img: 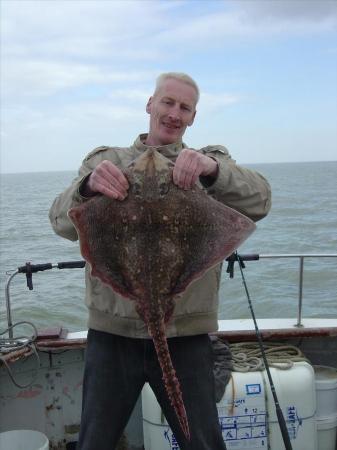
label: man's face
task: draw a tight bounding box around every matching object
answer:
[145,78,197,146]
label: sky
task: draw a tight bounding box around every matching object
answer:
[1,0,337,174]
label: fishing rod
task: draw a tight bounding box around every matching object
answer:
[227,252,293,450]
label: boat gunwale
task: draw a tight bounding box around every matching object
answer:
[2,318,337,365]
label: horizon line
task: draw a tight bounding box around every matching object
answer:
[1,159,336,176]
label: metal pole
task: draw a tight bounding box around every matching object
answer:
[5,271,19,339]
[296,257,304,327]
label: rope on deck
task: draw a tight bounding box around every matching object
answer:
[229,341,309,372]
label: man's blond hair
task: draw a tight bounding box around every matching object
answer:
[154,72,200,103]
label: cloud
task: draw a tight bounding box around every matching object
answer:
[3,1,336,94]
[107,89,150,103]
[1,1,166,100]
[154,1,337,49]
[241,0,337,23]
[2,59,156,98]
[198,92,242,116]
[1,0,336,172]
[2,1,161,38]
[4,1,336,65]
[1,1,167,60]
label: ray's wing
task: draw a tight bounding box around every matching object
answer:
[156,185,256,296]
[68,195,150,301]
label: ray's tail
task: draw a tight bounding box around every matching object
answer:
[148,319,190,441]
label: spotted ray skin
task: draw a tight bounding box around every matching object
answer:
[68,149,255,440]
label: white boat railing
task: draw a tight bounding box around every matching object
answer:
[253,253,337,327]
[3,254,337,337]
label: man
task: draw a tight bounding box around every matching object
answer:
[49,72,271,450]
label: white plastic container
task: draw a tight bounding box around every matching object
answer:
[316,415,337,450]
[142,361,317,450]
[313,365,337,450]
[217,369,267,448]
[314,365,337,418]
[0,430,49,450]
[220,362,317,450]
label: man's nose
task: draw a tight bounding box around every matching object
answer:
[168,105,181,121]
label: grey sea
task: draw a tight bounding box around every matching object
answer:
[1,161,336,333]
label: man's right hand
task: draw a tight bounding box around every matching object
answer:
[82,160,129,200]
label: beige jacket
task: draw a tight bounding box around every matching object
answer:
[49,134,271,338]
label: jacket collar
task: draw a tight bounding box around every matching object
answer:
[132,134,187,160]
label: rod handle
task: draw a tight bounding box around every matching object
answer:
[18,263,53,273]
[57,261,86,269]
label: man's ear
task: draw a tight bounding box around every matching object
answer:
[188,110,197,127]
[146,97,153,114]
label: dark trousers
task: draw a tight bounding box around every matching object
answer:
[77,329,226,450]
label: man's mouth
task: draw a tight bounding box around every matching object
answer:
[162,122,180,130]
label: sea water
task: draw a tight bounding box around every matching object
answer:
[0,161,336,332]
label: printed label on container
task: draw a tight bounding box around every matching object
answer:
[164,427,180,450]
[161,405,304,449]
[219,412,267,448]
[286,405,302,439]
[246,384,262,395]
[218,385,268,450]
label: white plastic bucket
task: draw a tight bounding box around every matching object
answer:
[0,430,49,450]
[316,415,337,450]
[314,365,337,418]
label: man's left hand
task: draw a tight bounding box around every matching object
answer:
[173,149,218,190]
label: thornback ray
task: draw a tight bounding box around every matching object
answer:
[68,148,256,441]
